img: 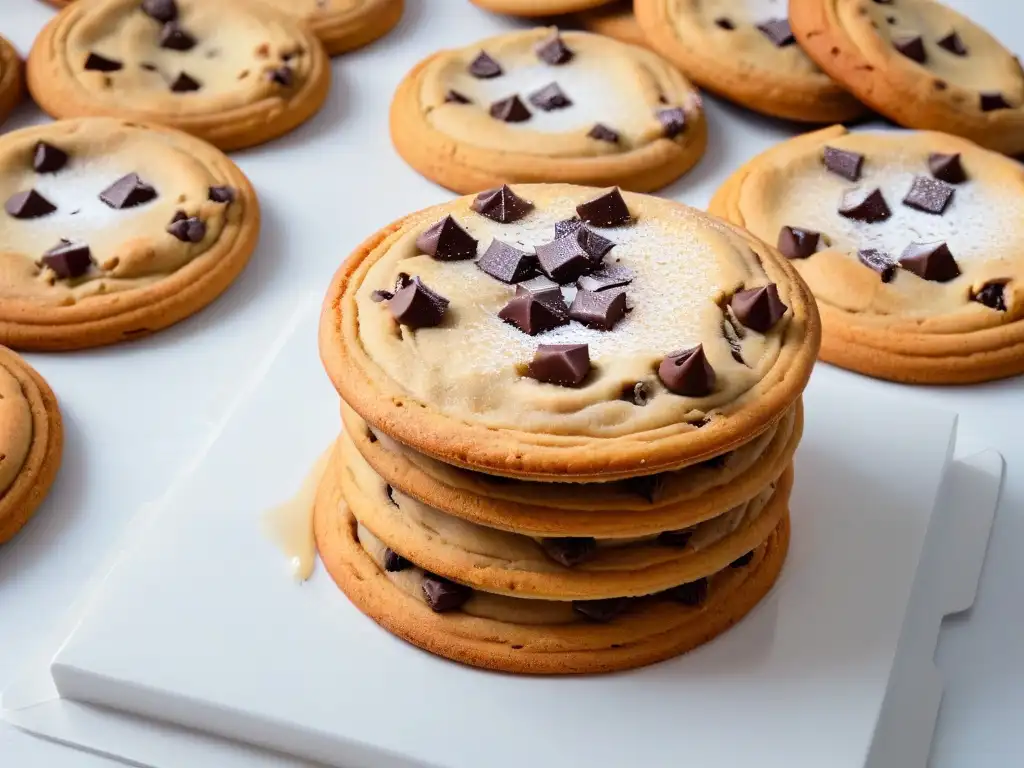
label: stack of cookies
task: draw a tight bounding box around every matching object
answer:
[316,183,820,674]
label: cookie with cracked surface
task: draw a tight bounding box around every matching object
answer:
[389,28,707,194]
[0,118,259,351]
[255,0,403,56]
[27,0,331,151]
[577,1,651,49]
[319,183,820,480]
[0,347,63,544]
[469,0,618,16]
[634,0,865,123]
[0,35,25,128]
[710,125,1024,383]
[790,0,1024,155]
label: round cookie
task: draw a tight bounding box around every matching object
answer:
[314,450,791,674]
[255,0,404,56]
[389,28,707,194]
[710,125,1024,384]
[577,2,651,50]
[790,0,1024,155]
[0,118,260,351]
[0,35,25,128]
[320,184,820,480]
[0,347,63,544]
[634,0,865,123]
[469,0,617,16]
[27,0,331,151]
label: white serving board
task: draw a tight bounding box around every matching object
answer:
[0,300,1001,768]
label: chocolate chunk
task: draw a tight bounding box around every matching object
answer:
[972,281,1008,311]
[536,32,573,65]
[416,215,477,260]
[657,107,687,138]
[624,473,665,503]
[664,578,708,606]
[170,72,202,92]
[731,284,787,333]
[777,226,821,259]
[141,0,178,22]
[388,277,449,329]
[980,92,1010,111]
[658,345,715,396]
[535,233,591,283]
[490,95,531,123]
[576,188,631,227]
[383,548,411,572]
[540,537,596,567]
[555,218,615,262]
[468,51,502,78]
[99,173,157,209]
[499,294,568,335]
[857,248,897,282]
[569,289,627,331]
[41,239,92,279]
[626,381,650,406]
[588,124,619,143]
[208,185,236,203]
[903,176,954,215]
[757,18,795,47]
[84,53,123,72]
[899,241,960,282]
[5,189,56,219]
[33,142,68,174]
[166,211,207,243]
[893,34,926,63]
[160,22,196,51]
[577,264,633,292]
[140,62,158,71]
[370,289,393,302]
[477,240,537,283]
[714,17,735,30]
[422,574,472,613]
[731,551,755,568]
[838,187,891,222]
[267,66,294,87]
[516,275,562,301]
[657,529,693,547]
[529,82,572,111]
[928,153,966,184]
[527,344,590,387]
[823,146,864,181]
[937,31,967,56]
[471,185,533,223]
[572,598,632,623]
[444,89,471,104]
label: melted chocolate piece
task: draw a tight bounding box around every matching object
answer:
[928,153,967,184]
[383,548,411,572]
[980,92,1011,111]
[141,0,178,23]
[893,34,926,63]
[527,344,590,386]
[422,574,472,612]
[416,215,478,260]
[490,95,531,123]
[937,31,967,56]
[838,187,891,222]
[477,240,537,283]
[5,189,56,219]
[823,146,864,181]
[41,239,92,279]
[657,107,687,138]
[468,51,502,78]
[388,277,449,329]
[568,289,627,331]
[777,226,821,259]
[84,52,123,72]
[160,22,196,51]
[33,142,68,174]
[658,345,715,396]
[529,82,572,111]
[208,185,236,203]
[757,18,795,47]
[166,211,207,243]
[730,284,787,333]
[99,173,157,209]
[899,241,961,282]
[972,281,1008,311]
[857,248,897,282]
[267,66,294,87]
[471,185,534,223]
[576,188,631,227]
[540,537,597,567]
[588,124,619,143]
[444,89,471,104]
[170,72,202,92]
[902,176,954,215]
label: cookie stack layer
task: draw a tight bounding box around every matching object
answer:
[317,184,820,673]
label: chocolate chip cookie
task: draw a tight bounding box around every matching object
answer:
[0,118,259,350]
[255,0,404,56]
[791,0,1024,155]
[0,35,25,128]
[710,125,1024,383]
[389,28,707,193]
[27,0,331,151]
[634,0,866,122]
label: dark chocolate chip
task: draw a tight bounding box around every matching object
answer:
[980,92,1011,111]
[499,293,568,335]
[577,264,633,292]
[383,548,411,572]
[516,275,562,301]
[928,153,967,184]
[388,276,449,329]
[658,345,715,396]
[569,289,627,331]
[857,248,897,282]
[886,15,897,24]
[160,22,196,51]
[624,473,665,503]
[385,484,397,505]
[972,281,1008,311]
[208,185,236,203]
[416,215,478,260]
[893,34,926,63]
[527,343,590,387]
[899,241,960,282]
[469,51,502,78]
[902,176,954,215]
[730,284,787,333]
[731,551,755,568]
[33,142,68,174]
[555,218,616,262]
[529,82,572,111]
[823,146,864,181]
[536,32,573,65]
[370,289,393,302]
[838,187,891,222]
[576,188,631,227]
[871,0,894,4]
[714,17,735,30]
[170,71,202,92]
[540,537,597,567]
[477,240,537,283]
[657,529,693,547]
[84,52,123,72]
[937,31,967,56]
[663,577,708,606]
[267,66,294,87]
[99,173,157,209]
[142,0,178,22]
[471,185,534,223]
[535,233,592,283]
[490,95,531,123]
[444,89,471,104]
[627,381,650,406]
[41,239,92,279]
[140,62,158,71]
[422,574,472,612]
[777,226,821,259]
[5,189,56,219]
[166,211,207,243]
[588,123,619,143]
[657,107,687,138]
[757,18,795,47]
[572,597,632,623]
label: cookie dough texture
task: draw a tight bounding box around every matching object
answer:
[320,184,819,480]
[710,125,1024,383]
[0,118,260,350]
[790,0,1024,154]
[0,35,25,128]
[577,2,651,49]
[0,348,63,544]
[469,0,617,16]
[27,0,331,151]
[256,0,403,55]
[390,28,707,193]
[634,0,865,123]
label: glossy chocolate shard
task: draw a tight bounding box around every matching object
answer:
[980,92,1011,111]
[757,18,795,47]
[471,185,534,223]
[41,239,92,279]
[416,215,478,260]
[540,537,596,567]
[526,343,590,387]
[777,225,821,259]
[383,548,411,572]
[657,107,687,138]
[838,187,891,222]
[84,52,123,72]
[170,71,202,92]
[477,239,537,283]
[33,142,68,174]
[663,577,708,606]
[823,146,864,181]
[576,188,631,227]
[972,281,1008,311]
[536,32,573,65]
[387,277,449,329]
[588,123,619,143]
[5,189,56,219]
[928,153,967,184]
[658,344,715,396]
[498,294,568,335]
[898,241,960,282]
[857,248,897,282]
[937,31,967,56]
[731,284,787,333]
[893,34,926,63]
[572,597,633,623]
[444,89,471,104]
[902,176,954,215]
[208,185,235,203]
[529,82,572,111]
[468,50,502,78]
[142,0,178,22]
[577,264,633,292]
[421,574,472,612]
[490,95,531,123]
[535,233,591,283]
[568,289,627,331]
[99,173,157,209]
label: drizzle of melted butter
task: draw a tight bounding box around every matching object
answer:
[262,449,331,582]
